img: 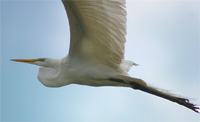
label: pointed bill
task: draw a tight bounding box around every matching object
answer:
[11,59,37,63]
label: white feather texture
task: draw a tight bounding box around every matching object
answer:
[62,0,131,73]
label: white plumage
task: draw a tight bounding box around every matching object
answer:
[64,0,128,70]
[11,0,199,113]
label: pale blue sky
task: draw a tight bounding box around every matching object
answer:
[1,0,200,121]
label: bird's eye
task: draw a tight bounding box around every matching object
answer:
[37,58,46,62]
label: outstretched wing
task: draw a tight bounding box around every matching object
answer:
[62,0,127,69]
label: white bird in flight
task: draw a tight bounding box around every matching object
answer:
[12,0,199,113]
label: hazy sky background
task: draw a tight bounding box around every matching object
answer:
[1,0,200,121]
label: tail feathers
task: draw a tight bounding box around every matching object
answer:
[129,81,200,113]
[120,60,138,72]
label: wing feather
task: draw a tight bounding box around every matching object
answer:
[62,0,127,70]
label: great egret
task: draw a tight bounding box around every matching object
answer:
[11,0,199,113]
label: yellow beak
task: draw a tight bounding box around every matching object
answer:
[11,59,38,63]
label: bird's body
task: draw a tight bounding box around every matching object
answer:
[12,0,199,113]
[37,56,134,87]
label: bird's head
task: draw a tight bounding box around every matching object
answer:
[11,58,59,68]
[11,58,63,87]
